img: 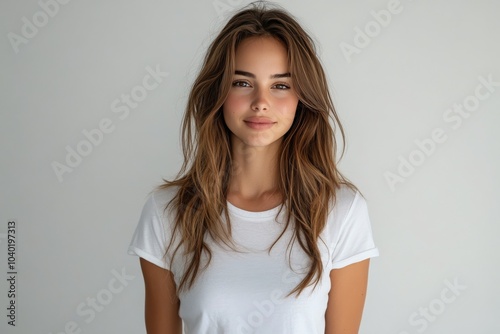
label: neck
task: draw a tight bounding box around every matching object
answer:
[227,138,281,200]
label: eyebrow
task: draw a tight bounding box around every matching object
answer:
[234,70,291,79]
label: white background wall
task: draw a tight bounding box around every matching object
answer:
[1,0,499,333]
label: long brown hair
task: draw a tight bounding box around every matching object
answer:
[155,1,359,298]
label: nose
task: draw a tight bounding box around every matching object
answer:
[251,88,269,111]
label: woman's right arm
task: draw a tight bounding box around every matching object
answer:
[140,258,182,334]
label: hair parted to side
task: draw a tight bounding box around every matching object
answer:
[154,0,360,298]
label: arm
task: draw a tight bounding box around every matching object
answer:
[140,258,182,334]
[324,259,370,334]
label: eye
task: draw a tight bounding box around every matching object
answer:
[232,80,251,88]
[273,83,290,90]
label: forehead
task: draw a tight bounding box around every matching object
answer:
[234,36,289,71]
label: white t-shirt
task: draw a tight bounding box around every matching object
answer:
[128,184,379,334]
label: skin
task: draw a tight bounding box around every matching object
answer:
[325,259,371,334]
[140,35,370,333]
[140,258,182,334]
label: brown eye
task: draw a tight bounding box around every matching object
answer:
[232,80,251,87]
[273,83,290,90]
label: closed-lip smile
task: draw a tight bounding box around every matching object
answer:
[244,117,275,124]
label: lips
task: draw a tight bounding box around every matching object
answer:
[243,117,276,130]
[244,117,275,124]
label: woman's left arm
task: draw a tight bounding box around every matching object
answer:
[324,259,371,334]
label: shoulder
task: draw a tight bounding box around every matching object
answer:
[329,183,364,218]
[147,185,180,217]
[324,183,372,237]
[135,185,181,235]
[128,185,182,271]
[323,184,379,268]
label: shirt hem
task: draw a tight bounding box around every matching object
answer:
[127,246,170,270]
[331,248,379,270]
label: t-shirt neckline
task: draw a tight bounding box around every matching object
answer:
[226,201,283,219]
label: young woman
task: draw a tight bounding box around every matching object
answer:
[128,2,379,333]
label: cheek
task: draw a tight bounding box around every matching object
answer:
[277,98,299,121]
[223,93,248,115]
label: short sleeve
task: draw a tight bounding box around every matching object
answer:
[331,191,379,269]
[127,192,172,270]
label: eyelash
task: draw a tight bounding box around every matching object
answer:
[273,83,290,90]
[232,80,250,88]
[231,80,290,90]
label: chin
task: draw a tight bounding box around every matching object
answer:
[244,137,282,148]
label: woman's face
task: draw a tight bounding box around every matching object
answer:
[222,36,299,150]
